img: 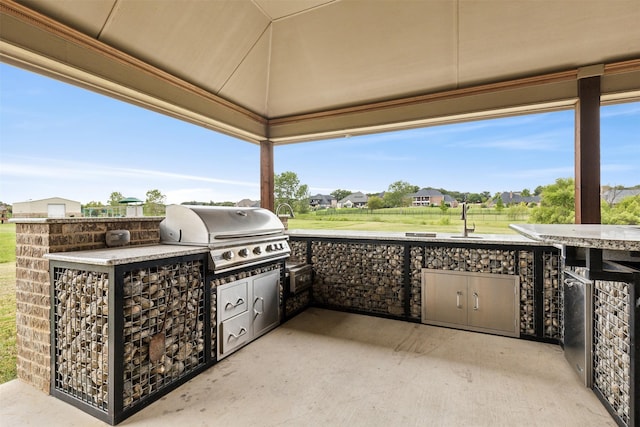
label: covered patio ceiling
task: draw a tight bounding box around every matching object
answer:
[1,0,639,146]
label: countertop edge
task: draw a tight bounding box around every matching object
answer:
[509,224,640,252]
[286,229,544,246]
[45,244,209,265]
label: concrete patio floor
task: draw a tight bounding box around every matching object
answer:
[1,307,614,426]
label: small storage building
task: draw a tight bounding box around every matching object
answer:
[12,197,82,218]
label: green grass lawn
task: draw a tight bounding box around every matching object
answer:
[0,223,16,263]
[0,262,16,383]
[0,224,16,383]
[289,207,528,234]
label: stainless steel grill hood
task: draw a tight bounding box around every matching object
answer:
[160,205,284,243]
[160,205,290,272]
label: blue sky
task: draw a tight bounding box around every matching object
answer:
[1,62,638,205]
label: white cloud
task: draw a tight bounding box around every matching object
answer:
[1,156,259,188]
[491,166,575,180]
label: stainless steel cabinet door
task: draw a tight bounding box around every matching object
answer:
[423,271,467,326]
[467,275,517,334]
[252,269,280,337]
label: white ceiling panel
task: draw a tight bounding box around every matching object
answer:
[98,0,270,94]
[219,26,272,116]
[458,0,640,85]
[253,0,334,20]
[268,0,458,117]
[18,0,115,37]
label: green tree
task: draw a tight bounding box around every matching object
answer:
[275,171,310,214]
[507,203,528,220]
[331,189,352,201]
[602,194,640,224]
[533,186,544,196]
[108,191,124,206]
[439,202,449,214]
[367,195,384,211]
[494,194,505,212]
[83,200,105,217]
[521,189,531,197]
[529,178,575,224]
[383,180,418,208]
[466,193,483,204]
[145,189,167,216]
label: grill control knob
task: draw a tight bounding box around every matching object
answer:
[253,246,262,255]
[265,244,274,252]
[222,250,234,260]
[238,248,249,258]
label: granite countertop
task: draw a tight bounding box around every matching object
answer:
[286,229,541,246]
[509,224,640,251]
[45,244,209,265]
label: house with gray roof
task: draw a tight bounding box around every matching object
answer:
[309,194,337,209]
[409,189,445,206]
[338,192,368,208]
[236,199,260,207]
[492,192,541,206]
[602,188,640,205]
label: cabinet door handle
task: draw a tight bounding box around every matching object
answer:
[228,327,247,341]
[254,296,264,318]
[473,291,479,311]
[225,298,244,311]
[456,291,463,309]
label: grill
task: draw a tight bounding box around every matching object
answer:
[160,205,291,273]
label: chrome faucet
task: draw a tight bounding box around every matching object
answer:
[276,203,295,218]
[461,203,475,237]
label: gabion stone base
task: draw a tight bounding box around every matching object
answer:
[593,278,632,425]
[312,242,404,316]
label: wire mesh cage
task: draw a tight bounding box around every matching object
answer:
[542,252,561,339]
[593,278,631,425]
[52,267,111,410]
[51,255,207,424]
[121,260,206,409]
[518,251,536,336]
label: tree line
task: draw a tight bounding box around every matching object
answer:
[77,172,639,225]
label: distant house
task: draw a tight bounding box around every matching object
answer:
[12,197,82,218]
[442,194,459,207]
[409,189,448,206]
[0,205,9,223]
[492,192,541,206]
[236,199,260,207]
[602,188,640,205]
[338,192,368,208]
[309,194,337,209]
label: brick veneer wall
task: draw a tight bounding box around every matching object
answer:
[13,217,162,393]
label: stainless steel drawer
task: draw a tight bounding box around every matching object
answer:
[219,310,252,357]
[218,279,249,321]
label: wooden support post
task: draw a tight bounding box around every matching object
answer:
[260,140,274,212]
[575,67,602,224]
